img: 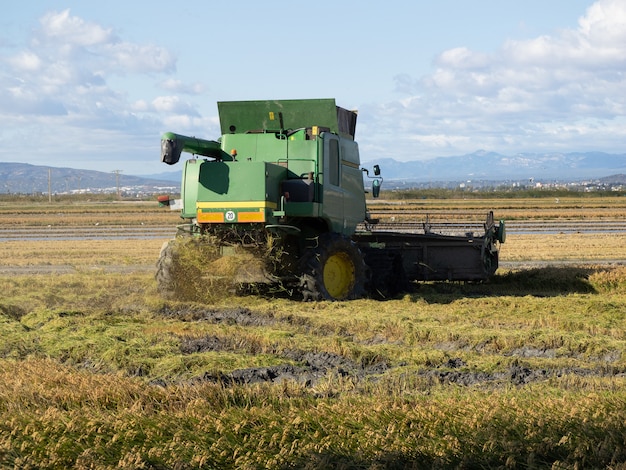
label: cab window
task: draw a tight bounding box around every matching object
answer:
[329,139,340,186]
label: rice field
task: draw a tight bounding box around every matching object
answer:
[0,196,625,468]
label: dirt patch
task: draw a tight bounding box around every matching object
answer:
[158,305,626,391]
[418,358,626,387]
[162,306,388,388]
[160,305,353,340]
[185,349,390,388]
[506,346,557,359]
[0,304,27,322]
[179,353,626,390]
[158,305,276,327]
[197,365,324,387]
[180,336,227,354]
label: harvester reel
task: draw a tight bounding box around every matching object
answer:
[300,233,367,301]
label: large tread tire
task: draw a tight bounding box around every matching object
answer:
[300,233,367,301]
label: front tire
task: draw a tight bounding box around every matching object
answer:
[300,233,367,301]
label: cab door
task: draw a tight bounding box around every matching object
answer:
[322,134,344,233]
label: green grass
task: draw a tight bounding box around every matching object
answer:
[1,266,626,468]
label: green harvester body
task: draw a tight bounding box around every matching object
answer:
[158,98,504,300]
[163,99,364,236]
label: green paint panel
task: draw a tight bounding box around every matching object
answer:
[196,160,286,205]
[221,134,288,164]
[221,133,319,182]
[284,201,319,217]
[218,99,339,135]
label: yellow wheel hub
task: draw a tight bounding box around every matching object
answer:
[323,252,355,299]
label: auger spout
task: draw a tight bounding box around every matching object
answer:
[160,132,228,165]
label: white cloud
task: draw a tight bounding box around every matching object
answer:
[152,96,181,112]
[159,78,205,95]
[436,47,490,69]
[160,114,216,136]
[38,9,113,47]
[376,0,626,159]
[131,95,200,117]
[131,100,150,112]
[0,9,194,172]
[104,42,176,74]
[579,0,626,44]
[29,10,177,77]
[0,86,67,116]
[8,51,42,72]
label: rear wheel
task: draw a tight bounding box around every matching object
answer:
[300,233,367,301]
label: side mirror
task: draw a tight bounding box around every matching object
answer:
[372,179,381,198]
[373,164,380,176]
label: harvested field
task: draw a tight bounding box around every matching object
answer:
[1,196,625,468]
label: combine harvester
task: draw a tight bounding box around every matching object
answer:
[156,99,505,300]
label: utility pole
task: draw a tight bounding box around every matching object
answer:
[48,168,52,203]
[112,170,122,199]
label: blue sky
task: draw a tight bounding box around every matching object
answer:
[2,0,624,175]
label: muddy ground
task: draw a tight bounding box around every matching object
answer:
[153,305,625,390]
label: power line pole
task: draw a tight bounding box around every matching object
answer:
[112,170,122,199]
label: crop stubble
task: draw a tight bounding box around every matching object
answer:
[0,197,625,468]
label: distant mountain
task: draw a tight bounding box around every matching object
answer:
[0,162,180,195]
[598,173,626,185]
[138,171,182,183]
[3,151,626,194]
[363,151,626,182]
